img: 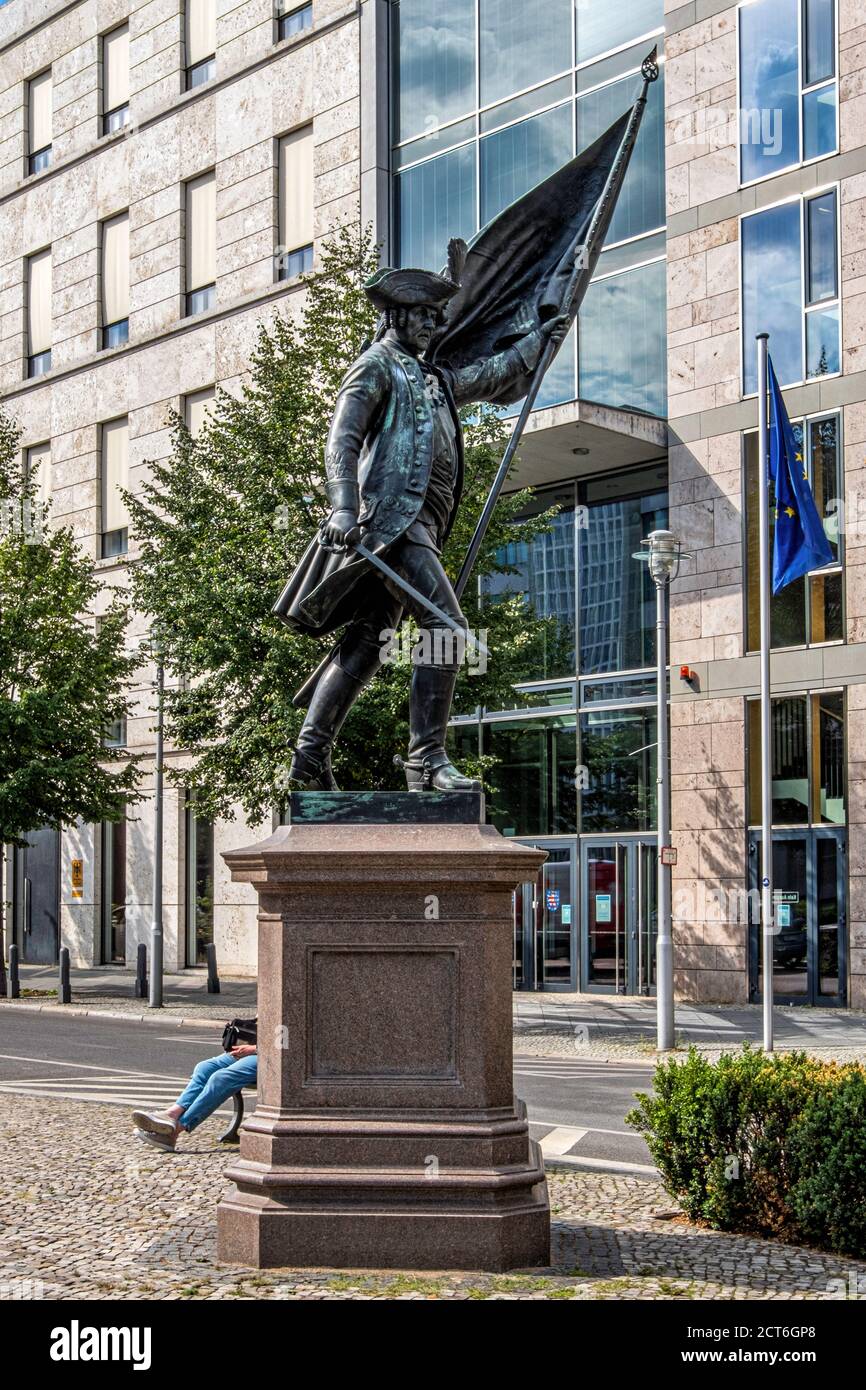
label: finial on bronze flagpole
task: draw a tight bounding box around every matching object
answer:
[641,47,659,84]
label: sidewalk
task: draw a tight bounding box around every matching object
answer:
[2,1090,861,1300]
[1,963,256,1028]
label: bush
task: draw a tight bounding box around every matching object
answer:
[788,1068,866,1258]
[626,1046,866,1255]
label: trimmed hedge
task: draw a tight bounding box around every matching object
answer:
[625,1045,866,1257]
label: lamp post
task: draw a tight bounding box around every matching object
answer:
[634,529,683,1052]
[148,628,165,1009]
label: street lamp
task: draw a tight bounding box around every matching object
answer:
[633,528,686,1052]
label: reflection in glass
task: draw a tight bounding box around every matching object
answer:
[748,697,809,824]
[580,706,657,832]
[806,191,837,304]
[480,102,573,223]
[742,201,802,391]
[581,674,658,704]
[576,0,663,66]
[577,67,665,244]
[811,415,840,560]
[770,838,809,998]
[806,306,840,377]
[479,0,572,108]
[804,0,835,85]
[815,691,844,824]
[538,850,573,985]
[585,843,626,989]
[102,816,126,963]
[186,800,214,965]
[393,0,476,143]
[579,464,667,674]
[482,487,576,680]
[395,116,477,168]
[480,76,572,133]
[739,0,799,182]
[483,716,577,836]
[817,835,840,995]
[395,144,476,270]
[578,259,666,417]
[803,83,836,160]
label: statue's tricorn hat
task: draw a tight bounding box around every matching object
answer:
[364,267,459,312]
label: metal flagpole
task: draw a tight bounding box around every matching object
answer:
[756,333,774,1052]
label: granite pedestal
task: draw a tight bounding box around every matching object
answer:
[216,792,550,1271]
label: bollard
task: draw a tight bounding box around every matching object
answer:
[59,946,71,1003]
[206,942,220,994]
[9,943,20,999]
[134,942,148,999]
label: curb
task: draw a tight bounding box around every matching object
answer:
[544,1155,660,1178]
[0,1000,228,1032]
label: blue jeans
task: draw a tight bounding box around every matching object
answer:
[174,1052,257,1132]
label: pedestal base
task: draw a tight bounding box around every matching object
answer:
[216,797,549,1272]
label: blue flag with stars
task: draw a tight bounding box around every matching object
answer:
[768,356,833,593]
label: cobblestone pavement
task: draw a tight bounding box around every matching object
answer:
[1,1094,862,1301]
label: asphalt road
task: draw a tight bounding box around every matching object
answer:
[0,1010,655,1173]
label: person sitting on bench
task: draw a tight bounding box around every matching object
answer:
[132,1043,257,1151]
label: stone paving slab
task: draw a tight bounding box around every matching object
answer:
[0,1094,862,1301]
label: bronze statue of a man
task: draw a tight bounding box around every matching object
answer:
[274,265,567,792]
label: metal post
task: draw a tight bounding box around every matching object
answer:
[756,332,774,1052]
[0,849,7,998]
[134,942,147,999]
[59,946,71,1004]
[655,572,675,1051]
[149,653,164,1008]
[9,942,20,999]
[206,942,220,994]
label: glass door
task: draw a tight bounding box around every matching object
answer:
[512,842,576,991]
[581,839,657,994]
[749,829,846,1006]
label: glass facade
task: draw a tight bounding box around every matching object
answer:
[391,0,667,417]
[741,190,840,392]
[738,0,837,184]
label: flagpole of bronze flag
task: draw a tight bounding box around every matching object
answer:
[756,332,774,1052]
[453,48,660,600]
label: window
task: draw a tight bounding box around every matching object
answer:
[101,212,129,349]
[482,715,578,837]
[748,691,845,825]
[277,2,312,41]
[185,386,216,436]
[186,0,216,88]
[745,413,842,651]
[102,24,130,133]
[741,189,839,393]
[186,170,216,314]
[739,0,837,185]
[101,816,127,963]
[391,3,667,417]
[25,442,50,531]
[277,127,314,279]
[101,418,129,559]
[579,256,667,418]
[27,248,51,377]
[28,70,52,173]
[103,715,127,747]
[185,794,214,965]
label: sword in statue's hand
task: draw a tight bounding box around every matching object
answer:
[318,524,490,663]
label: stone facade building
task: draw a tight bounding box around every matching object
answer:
[2,0,865,1009]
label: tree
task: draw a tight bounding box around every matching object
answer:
[127,224,561,826]
[0,410,141,985]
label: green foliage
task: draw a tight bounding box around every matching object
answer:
[127,224,559,824]
[627,1046,866,1256]
[788,1067,866,1257]
[0,410,140,847]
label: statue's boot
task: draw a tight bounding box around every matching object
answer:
[403,662,481,793]
[289,658,366,791]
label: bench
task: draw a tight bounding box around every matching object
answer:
[218,1091,245,1143]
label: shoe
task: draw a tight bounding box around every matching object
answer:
[133,1126,177,1152]
[403,663,481,792]
[132,1109,178,1140]
[287,746,339,791]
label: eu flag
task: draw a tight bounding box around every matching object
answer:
[768,356,834,593]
